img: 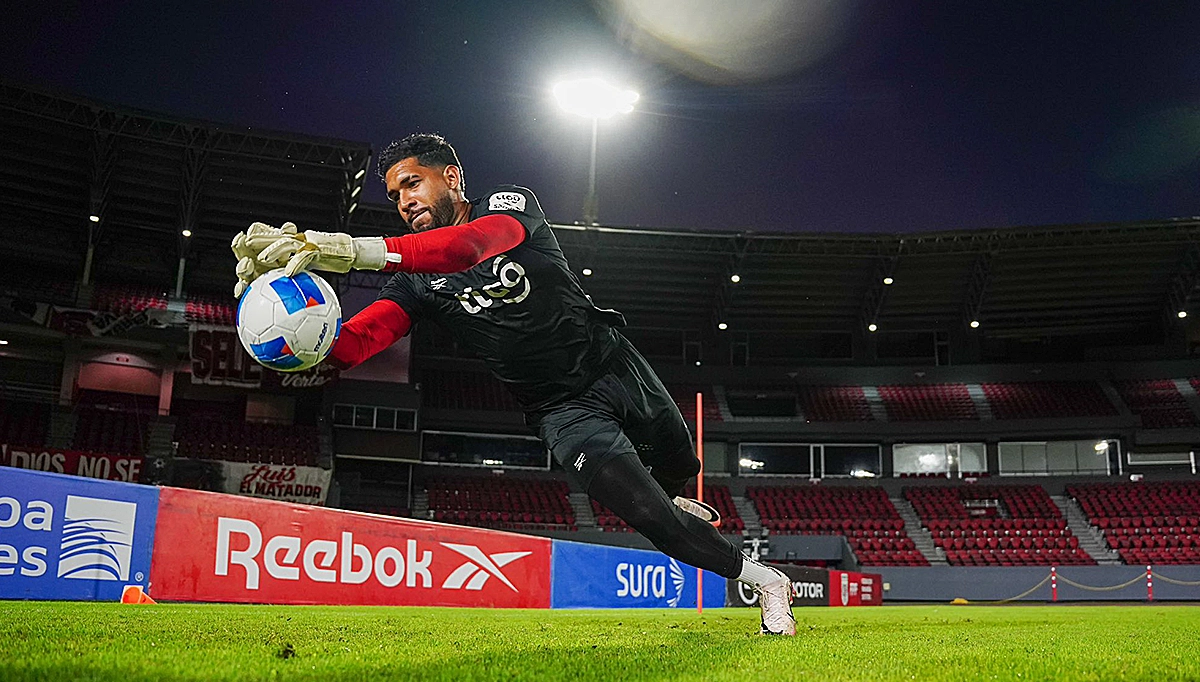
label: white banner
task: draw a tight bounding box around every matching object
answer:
[212,461,332,506]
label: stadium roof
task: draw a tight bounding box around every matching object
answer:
[3,81,1198,349]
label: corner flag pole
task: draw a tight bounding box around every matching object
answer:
[696,391,704,614]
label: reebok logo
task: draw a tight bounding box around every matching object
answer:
[58,495,137,581]
[430,278,448,290]
[440,543,531,592]
[574,453,587,471]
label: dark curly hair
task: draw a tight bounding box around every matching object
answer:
[376,133,464,190]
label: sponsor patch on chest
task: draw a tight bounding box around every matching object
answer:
[488,192,526,213]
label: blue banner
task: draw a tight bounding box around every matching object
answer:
[0,468,158,601]
[551,540,726,609]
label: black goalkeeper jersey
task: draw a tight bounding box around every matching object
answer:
[379,185,626,411]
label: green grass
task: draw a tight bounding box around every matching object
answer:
[2,602,1198,681]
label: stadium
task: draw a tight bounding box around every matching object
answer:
[4,5,1200,681]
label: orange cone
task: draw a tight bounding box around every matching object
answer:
[120,585,157,604]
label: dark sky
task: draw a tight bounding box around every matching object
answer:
[4,1,1199,233]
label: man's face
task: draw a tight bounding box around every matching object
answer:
[385,157,459,232]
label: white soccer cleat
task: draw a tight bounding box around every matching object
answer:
[673,496,721,527]
[757,568,796,636]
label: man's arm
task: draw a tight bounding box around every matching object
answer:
[326,299,413,370]
[382,214,525,274]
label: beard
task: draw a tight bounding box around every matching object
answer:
[410,192,458,232]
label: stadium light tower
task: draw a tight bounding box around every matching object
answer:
[553,77,639,225]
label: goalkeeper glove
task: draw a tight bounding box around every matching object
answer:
[231,222,389,297]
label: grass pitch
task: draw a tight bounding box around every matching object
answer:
[2,602,1197,681]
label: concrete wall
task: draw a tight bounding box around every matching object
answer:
[877,565,1200,602]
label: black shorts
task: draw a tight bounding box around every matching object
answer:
[526,334,699,493]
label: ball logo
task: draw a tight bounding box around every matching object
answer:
[57,495,137,581]
[487,192,526,213]
[440,543,532,592]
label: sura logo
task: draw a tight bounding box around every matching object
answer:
[454,256,531,314]
[58,496,137,581]
[440,543,531,592]
[616,558,686,607]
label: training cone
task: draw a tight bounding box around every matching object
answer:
[120,585,157,605]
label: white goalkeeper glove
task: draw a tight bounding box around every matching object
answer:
[231,222,389,297]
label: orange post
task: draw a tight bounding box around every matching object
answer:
[696,391,704,614]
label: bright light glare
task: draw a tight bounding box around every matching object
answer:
[88,215,100,223]
[717,322,728,330]
[554,78,639,119]
[1178,310,1188,319]
[181,229,192,238]
[582,268,593,276]
[483,459,504,466]
[868,323,878,332]
[730,274,741,283]
[970,320,980,329]
[1094,442,1109,452]
[739,458,765,470]
[850,469,877,478]
[883,277,894,285]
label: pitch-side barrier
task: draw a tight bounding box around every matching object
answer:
[3,468,882,607]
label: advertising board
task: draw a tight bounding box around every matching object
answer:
[551,539,726,609]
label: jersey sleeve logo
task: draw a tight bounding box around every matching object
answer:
[488,191,527,213]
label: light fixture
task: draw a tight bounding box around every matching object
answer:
[738,458,765,470]
[1178,311,1188,319]
[349,202,358,214]
[88,215,100,223]
[883,277,894,285]
[181,229,192,238]
[0,340,8,345]
[553,78,639,119]
[868,323,878,332]
[581,268,593,276]
[730,274,741,283]
[351,185,362,198]
[483,459,503,466]
[695,360,701,366]
[718,322,728,330]
[1094,441,1109,452]
[354,168,366,180]
[970,320,980,329]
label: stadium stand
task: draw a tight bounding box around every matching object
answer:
[72,407,149,456]
[878,383,978,421]
[0,399,51,447]
[91,284,170,315]
[185,294,237,326]
[426,475,576,531]
[1114,379,1199,429]
[906,485,1094,566]
[173,416,319,466]
[1068,481,1200,565]
[418,368,522,411]
[982,381,1117,419]
[796,385,874,422]
[747,485,927,566]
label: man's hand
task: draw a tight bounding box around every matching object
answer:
[231,222,388,297]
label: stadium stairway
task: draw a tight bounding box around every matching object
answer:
[1051,494,1120,565]
[412,489,430,519]
[145,418,176,459]
[1175,378,1200,421]
[732,495,762,532]
[46,408,74,449]
[568,492,597,529]
[893,496,946,565]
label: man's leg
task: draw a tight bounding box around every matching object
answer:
[587,450,741,578]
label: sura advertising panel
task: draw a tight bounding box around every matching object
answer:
[0,468,158,601]
[550,540,726,609]
[150,487,551,608]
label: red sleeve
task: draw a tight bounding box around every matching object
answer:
[326,299,412,370]
[382,214,526,274]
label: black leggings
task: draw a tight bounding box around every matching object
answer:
[586,452,743,579]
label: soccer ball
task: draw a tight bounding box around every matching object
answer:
[236,269,341,372]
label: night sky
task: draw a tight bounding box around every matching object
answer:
[4,1,1199,233]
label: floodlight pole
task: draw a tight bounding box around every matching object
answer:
[584,117,599,225]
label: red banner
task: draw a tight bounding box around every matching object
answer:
[0,443,143,482]
[828,570,884,606]
[150,487,551,608]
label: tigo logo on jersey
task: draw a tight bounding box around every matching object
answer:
[440,543,531,591]
[0,468,158,601]
[488,192,526,213]
[57,496,137,581]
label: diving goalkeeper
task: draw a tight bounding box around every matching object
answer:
[231,133,795,635]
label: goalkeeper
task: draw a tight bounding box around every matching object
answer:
[232,133,795,636]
